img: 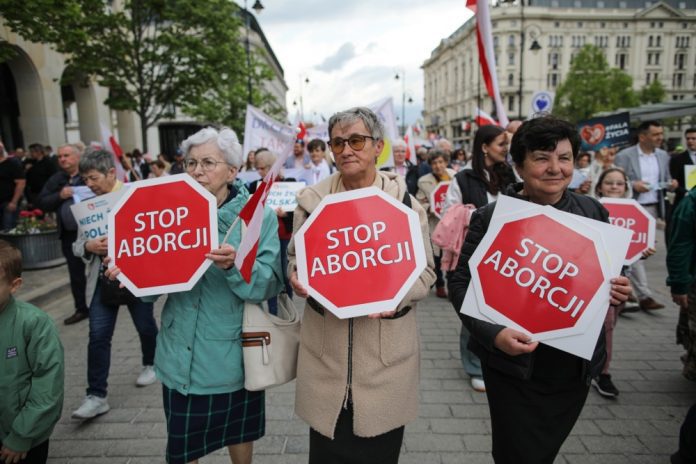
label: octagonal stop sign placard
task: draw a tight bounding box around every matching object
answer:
[429,181,451,219]
[599,198,656,265]
[295,187,426,318]
[108,174,218,297]
[469,210,610,340]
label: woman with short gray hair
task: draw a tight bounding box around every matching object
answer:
[107,126,283,464]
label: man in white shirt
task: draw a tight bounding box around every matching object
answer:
[616,120,678,312]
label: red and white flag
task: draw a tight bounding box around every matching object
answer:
[474,107,499,127]
[466,0,509,127]
[233,148,291,283]
[99,124,128,182]
[404,125,416,161]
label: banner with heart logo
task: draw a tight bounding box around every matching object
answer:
[576,112,630,151]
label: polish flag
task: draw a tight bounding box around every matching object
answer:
[474,108,499,127]
[233,146,291,283]
[99,124,128,182]
[466,0,509,127]
[297,121,307,142]
[404,125,416,161]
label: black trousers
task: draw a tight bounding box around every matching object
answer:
[0,440,49,464]
[483,363,589,464]
[60,232,88,314]
[309,404,404,464]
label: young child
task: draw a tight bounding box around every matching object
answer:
[0,240,64,464]
[594,168,656,398]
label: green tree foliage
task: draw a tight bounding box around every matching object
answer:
[0,0,280,151]
[638,79,667,104]
[554,45,639,123]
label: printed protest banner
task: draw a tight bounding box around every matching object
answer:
[294,187,426,318]
[577,112,630,151]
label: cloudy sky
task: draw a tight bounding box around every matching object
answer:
[252,0,474,127]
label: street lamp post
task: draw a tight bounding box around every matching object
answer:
[244,0,265,104]
[395,70,411,136]
[292,75,310,121]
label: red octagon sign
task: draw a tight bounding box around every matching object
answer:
[429,181,451,219]
[600,198,656,265]
[469,210,610,340]
[295,187,426,318]
[108,174,218,297]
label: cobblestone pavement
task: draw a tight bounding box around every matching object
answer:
[16,236,696,464]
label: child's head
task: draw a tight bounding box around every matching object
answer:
[596,167,629,198]
[0,240,23,306]
[307,139,326,165]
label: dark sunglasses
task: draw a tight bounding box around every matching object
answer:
[328,134,375,154]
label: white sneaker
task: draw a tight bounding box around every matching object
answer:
[136,365,157,387]
[470,376,486,392]
[72,395,110,420]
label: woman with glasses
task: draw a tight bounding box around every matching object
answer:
[287,107,436,464]
[106,127,283,464]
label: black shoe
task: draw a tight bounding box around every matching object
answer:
[592,373,619,398]
[64,311,88,325]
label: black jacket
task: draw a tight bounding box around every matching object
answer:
[669,150,694,208]
[454,166,516,209]
[37,171,84,239]
[448,184,608,383]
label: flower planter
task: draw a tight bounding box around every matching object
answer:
[0,231,66,270]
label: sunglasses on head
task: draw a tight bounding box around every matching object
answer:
[328,134,375,154]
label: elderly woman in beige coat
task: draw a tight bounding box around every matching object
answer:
[288,107,436,464]
[415,150,456,299]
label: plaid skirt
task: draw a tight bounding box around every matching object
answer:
[162,385,265,464]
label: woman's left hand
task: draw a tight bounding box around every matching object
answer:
[367,309,397,319]
[206,243,236,270]
[609,276,631,306]
[641,247,656,258]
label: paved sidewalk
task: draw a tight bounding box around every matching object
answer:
[15,238,696,463]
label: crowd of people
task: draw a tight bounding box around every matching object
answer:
[0,110,694,464]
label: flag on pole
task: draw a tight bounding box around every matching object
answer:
[404,125,416,161]
[466,0,509,127]
[233,146,292,283]
[99,124,128,182]
[474,108,499,127]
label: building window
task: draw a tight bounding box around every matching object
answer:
[616,53,627,70]
[494,36,499,48]
[508,95,515,112]
[655,53,660,65]
[656,36,661,47]
[647,53,652,65]
[648,36,653,47]
[508,52,515,65]
[508,73,514,87]
[676,53,686,70]
[673,73,684,88]
[508,35,515,47]
[549,52,560,69]
[646,73,651,85]
[600,21,605,28]
[548,73,559,88]
[577,22,583,28]
[554,21,560,28]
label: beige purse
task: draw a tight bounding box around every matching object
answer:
[241,293,300,391]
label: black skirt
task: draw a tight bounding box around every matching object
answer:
[162,385,265,464]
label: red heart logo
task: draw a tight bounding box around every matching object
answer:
[580,124,605,146]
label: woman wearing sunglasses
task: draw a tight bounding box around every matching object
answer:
[287,107,436,464]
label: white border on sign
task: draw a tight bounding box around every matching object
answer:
[468,205,612,341]
[429,181,451,219]
[107,173,219,297]
[599,197,656,265]
[294,186,427,319]
[266,182,304,212]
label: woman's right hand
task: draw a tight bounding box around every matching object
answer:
[493,328,539,356]
[86,236,108,256]
[102,256,122,281]
[289,271,309,298]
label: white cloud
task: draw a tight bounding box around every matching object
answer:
[252,0,474,128]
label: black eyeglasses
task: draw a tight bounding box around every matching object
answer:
[328,134,375,154]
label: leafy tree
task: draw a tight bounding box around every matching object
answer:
[554,45,639,123]
[639,79,667,104]
[0,0,280,151]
